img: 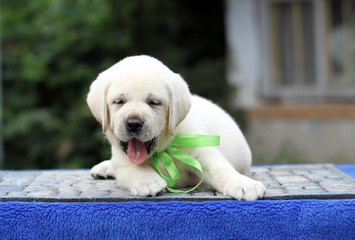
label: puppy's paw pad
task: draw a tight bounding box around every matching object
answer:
[241,181,266,201]
[223,178,266,201]
[130,176,167,197]
[90,161,115,180]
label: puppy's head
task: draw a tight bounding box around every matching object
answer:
[87,55,191,164]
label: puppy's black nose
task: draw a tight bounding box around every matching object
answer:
[125,118,143,133]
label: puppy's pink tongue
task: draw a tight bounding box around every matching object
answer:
[127,138,147,164]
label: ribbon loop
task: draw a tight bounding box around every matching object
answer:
[152,152,179,187]
[152,134,220,193]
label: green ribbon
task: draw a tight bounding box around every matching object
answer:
[152,134,220,193]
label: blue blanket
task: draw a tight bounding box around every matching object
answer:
[1,165,355,240]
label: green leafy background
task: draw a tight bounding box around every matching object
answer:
[1,0,242,169]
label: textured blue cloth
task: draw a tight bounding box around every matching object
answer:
[0,165,354,240]
[0,200,354,239]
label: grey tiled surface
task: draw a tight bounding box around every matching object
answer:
[0,164,355,202]
[249,164,355,200]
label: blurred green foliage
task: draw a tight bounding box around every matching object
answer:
[1,0,238,169]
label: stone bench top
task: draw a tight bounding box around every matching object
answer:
[1,164,355,202]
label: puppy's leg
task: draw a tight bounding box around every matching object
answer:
[193,148,266,201]
[91,160,116,179]
[113,164,167,197]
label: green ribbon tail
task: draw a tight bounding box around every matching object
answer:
[152,152,179,187]
[152,134,220,194]
[165,146,204,193]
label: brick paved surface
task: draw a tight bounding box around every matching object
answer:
[0,164,355,202]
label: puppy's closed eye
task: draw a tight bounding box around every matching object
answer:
[147,99,161,107]
[113,98,126,105]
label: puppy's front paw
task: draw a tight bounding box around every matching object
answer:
[90,160,115,179]
[130,174,167,197]
[222,175,266,201]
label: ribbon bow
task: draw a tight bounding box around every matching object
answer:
[152,134,220,193]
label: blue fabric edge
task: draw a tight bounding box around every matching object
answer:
[1,199,354,240]
[336,164,355,178]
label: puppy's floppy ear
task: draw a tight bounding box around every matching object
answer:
[167,74,192,135]
[87,74,110,133]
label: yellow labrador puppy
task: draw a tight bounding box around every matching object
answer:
[87,55,265,200]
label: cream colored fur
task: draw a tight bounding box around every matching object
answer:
[87,55,265,200]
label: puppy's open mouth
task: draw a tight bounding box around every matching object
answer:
[120,138,156,164]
